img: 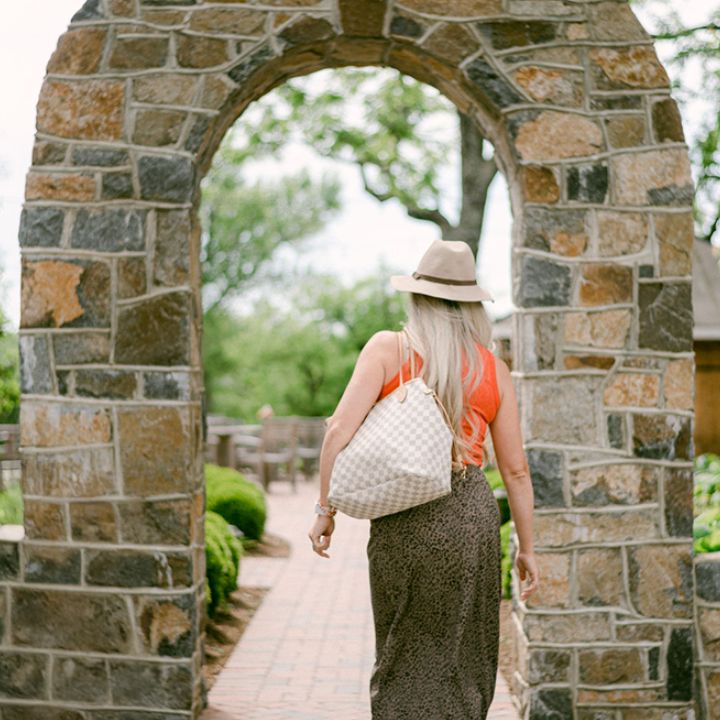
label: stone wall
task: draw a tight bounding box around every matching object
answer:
[695,553,720,719]
[8,0,700,717]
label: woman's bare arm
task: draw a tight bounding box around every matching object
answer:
[317,330,396,505]
[489,358,535,554]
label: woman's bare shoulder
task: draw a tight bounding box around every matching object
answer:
[493,355,512,401]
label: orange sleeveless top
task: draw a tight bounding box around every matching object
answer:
[376,341,501,466]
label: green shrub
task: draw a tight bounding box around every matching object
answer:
[484,467,503,491]
[0,482,23,525]
[204,509,243,616]
[693,454,720,554]
[205,463,267,542]
[500,520,512,599]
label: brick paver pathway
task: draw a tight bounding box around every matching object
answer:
[202,476,519,720]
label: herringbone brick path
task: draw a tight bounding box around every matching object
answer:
[202,476,519,720]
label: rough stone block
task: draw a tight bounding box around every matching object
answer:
[628,543,693,619]
[611,149,693,207]
[632,412,692,460]
[11,588,133,652]
[133,109,186,147]
[19,334,54,395]
[587,2,649,41]
[607,413,625,449]
[143,371,192,401]
[577,547,625,607]
[190,7,266,34]
[118,256,148,299]
[579,263,632,306]
[524,611,611,643]
[564,355,614,371]
[185,114,212,152]
[605,115,646,149]
[37,79,125,141]
[518,256,571,307]
[47,27,107,75]
[526,377,600,445]
[570,464,658,507]
[666,626,693,700]
[535,508,658,547]
[514,111,602,162]
[479,20,557,50]
[521,313,559,371]
[75,368,137,399]
[567,163,608,204]
[25,172,95,202]
[0,542,20,581]
[698,607,720,662]
[520,166,560,203]
[108,36,169,70]
[21,257,111,329]
[528,687,572,720]
[527,448,564,507]
[402,0,501,12]
[23,498,67,540]
[138,155,195,203]
[86,548,191,588]
[200,74,234,109]
[422,23,479,65]
[597,211,648,256]
[118,498,192,545]
[604,372,659,408]
[72,0,105,21]
[133,74,199,105]
[227,44,275,85]
[24,546,82,585]
[53,331,111,364]
[51,655,109,702]
[101,172,134,200]
[512,66,583,107]
[133,593,196,657]
[528,648,571,684]
[0,651,49,699]
[655,212,693,277]
[176,33,230,68]
[579,648,644,684]
[564,309,631,349]
[18,207,65,248]
[638,282,692,352]
[71,208,146,252]
[20,401,111,448]
[115,291,191,365]
[390,13,427,38]
[154,209,191,287]
[32,140,68,165]
[664,467,693,537]
[22,447,116,497]
[69,501,118,542]
[117,406,194,496]
[72,146,129,167]
[108,658,193,709]
[696,558,720,602]
[465,57,524,108]
[525,551,570,609]
[652,98,685,143]
[663,358,694,410]
[590,46,669,90]
[524,208,588,257]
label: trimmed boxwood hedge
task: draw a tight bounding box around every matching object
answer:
[205,463,267,542]
[205,509,243,616]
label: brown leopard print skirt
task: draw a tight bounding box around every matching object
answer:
[366,463,502,719]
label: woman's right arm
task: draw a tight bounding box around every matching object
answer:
[489,358,539,601]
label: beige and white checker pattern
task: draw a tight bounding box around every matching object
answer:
[328,377,453,520]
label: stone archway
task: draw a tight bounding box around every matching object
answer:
[8,0,698,717]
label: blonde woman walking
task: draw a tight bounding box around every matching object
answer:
[309,239,539,719]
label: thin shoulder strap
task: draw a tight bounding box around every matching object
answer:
[399,328,416,381]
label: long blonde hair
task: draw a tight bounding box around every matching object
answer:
[401,292,494,467]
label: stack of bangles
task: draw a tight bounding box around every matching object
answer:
[315,501,337,517]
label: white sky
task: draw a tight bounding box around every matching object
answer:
[0,1,710,331]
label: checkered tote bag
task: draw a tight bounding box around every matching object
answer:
[327,329,455,520]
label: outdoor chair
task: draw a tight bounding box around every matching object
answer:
[259,417,299,492]
[295,417,327,481]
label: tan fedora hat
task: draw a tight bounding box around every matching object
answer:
[390,239,494,302]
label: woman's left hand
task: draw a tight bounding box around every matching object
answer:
[308,515,335,558]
